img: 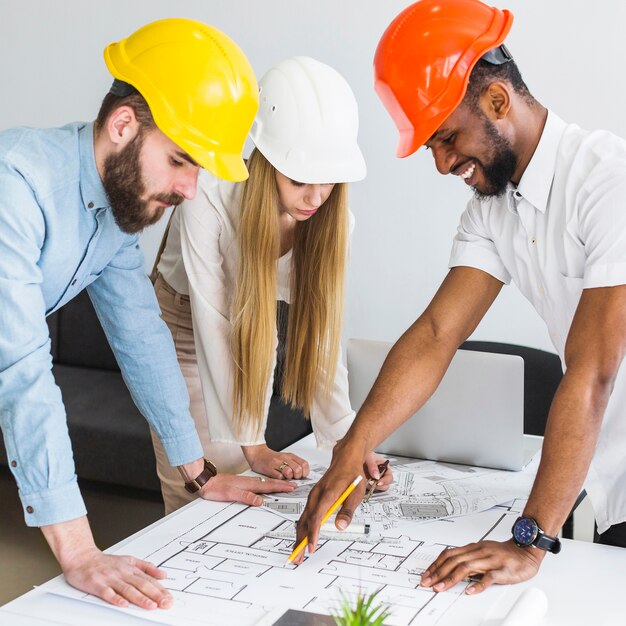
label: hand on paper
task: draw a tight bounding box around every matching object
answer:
[242,443,310,480]
[420,539,545,594]
[199,472,297,506]
[65,550,174,609]
[41,516,173,610]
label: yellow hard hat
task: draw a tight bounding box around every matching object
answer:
[104,18,259,181]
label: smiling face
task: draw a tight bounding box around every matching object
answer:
[103,127,200,234]
[425,102,518,199]
[274,170,335,222]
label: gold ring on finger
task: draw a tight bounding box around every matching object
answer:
[277,461,290,472]
[258,476,266,483]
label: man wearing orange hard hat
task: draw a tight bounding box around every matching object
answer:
[0,18,297,610]
[297,0,626,591]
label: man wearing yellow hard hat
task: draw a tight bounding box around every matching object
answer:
[0,18,295,610]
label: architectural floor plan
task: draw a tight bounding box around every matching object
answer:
[47,464,531,626]
[264,457,536,532]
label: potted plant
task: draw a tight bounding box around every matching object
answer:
[333,589,391,626]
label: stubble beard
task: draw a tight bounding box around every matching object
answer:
[472,115,518,200]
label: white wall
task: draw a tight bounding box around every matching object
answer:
[3,0,625,352]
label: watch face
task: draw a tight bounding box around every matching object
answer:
[513,517,539,546]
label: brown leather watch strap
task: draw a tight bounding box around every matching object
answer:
[184,459,218,494]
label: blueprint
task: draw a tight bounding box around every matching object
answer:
[47,499,522,626]
[45,455,535,626]
[264,457,536,533]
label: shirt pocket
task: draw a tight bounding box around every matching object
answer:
[559,273,584,292]
[559,272,584,318]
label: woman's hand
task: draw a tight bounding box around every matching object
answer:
[242,443,310,480]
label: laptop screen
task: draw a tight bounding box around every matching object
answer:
[347,338,533,471]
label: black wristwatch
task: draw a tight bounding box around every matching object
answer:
[183,459,218,494]
[511,516,561,554]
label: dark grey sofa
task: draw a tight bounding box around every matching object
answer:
[0,290,312,494]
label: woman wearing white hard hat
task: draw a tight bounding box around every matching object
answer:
[151,56,391,512]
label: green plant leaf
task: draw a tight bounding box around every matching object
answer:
[332,588,391,626]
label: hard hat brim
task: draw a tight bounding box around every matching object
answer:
[102,19,257,183]
[375,2,514,159]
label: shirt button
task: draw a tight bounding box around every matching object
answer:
[10,460,17,467]
[539,286,545,295]
[531,237,536,245]
[71,279,77,286]
[88,202,94,208]
[26,506,34,514]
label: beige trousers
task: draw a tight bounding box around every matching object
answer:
[151,274,249,514]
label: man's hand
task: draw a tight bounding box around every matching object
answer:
[293,442,369,563]
[42,517,173,609]
[242,443,310,480]
[199,472,297,506]
[420,539,544,594]
[363,451,393,493]
[64,549,173,609]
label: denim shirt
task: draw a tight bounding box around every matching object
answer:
[0,122,203,526]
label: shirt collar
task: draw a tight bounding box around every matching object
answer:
[78,122,110,212]
[515,110,568,214]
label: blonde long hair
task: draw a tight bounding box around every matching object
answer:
[231,148,349,435]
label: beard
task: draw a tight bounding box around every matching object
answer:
[473,115,518,200]
[102,132,184,234]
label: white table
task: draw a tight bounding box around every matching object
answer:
[2,436,624,626]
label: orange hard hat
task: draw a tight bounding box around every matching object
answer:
[374,0,514,157]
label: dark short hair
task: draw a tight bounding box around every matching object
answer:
[94,90,156,133]
[464,56,534,110]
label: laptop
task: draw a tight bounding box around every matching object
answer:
[347,338,542,471]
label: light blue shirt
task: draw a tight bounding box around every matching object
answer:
[0,122,203,526]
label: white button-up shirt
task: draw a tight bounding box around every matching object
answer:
[157,170,355,448]
[449,111,626,533]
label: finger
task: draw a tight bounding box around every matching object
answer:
[466,572,496,595]
[133,558,167,580]
[129,571,173,609]
[294,459,365,561]
[98,586,131,608]
[273,459,294,480]
[431,549,492,592]
[263,456,289,480]
[421,545,477,587]
[379,467,394,485]
[423,548,468,587]
[334,488,363,530]
[113,579,162,610]
[285,455,304,479]
[299,457,310,477]
[374,471,394,491]
[267,466,287,480]
[364,456,382,480]
[287,453,309,477]
[243,477,297,493]
[279,461,295,480]
[232,488,264,507]
[295,486,328,560]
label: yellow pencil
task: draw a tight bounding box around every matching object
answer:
[287,474,363,563]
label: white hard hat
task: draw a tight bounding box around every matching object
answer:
[250,56,366,184]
